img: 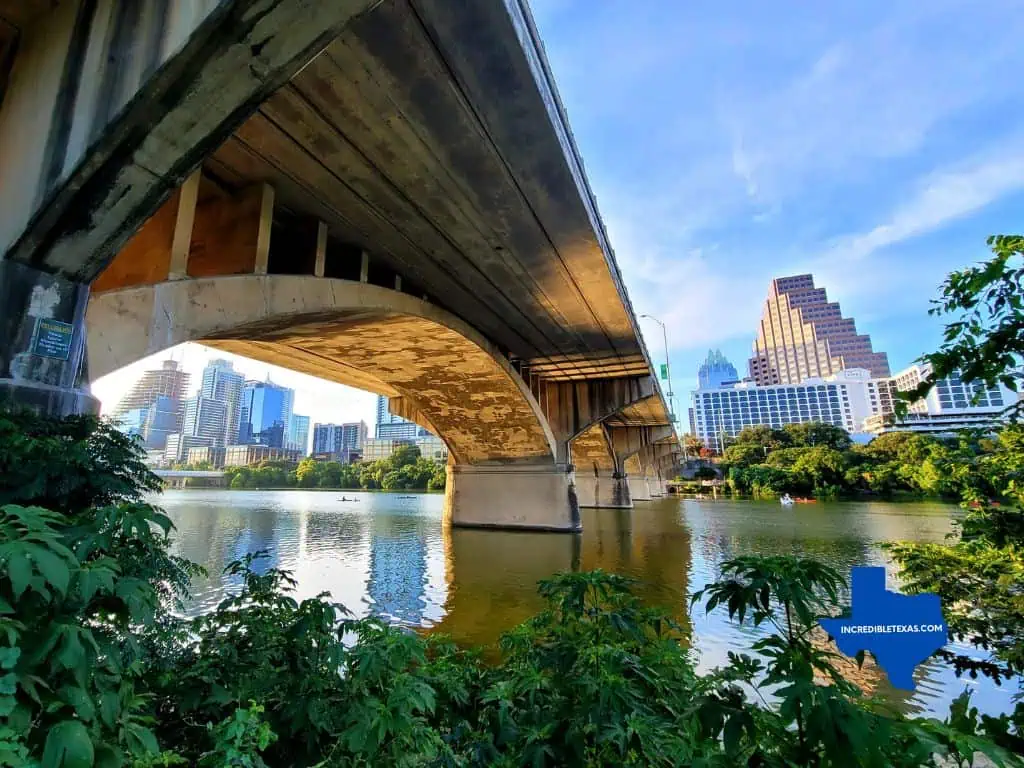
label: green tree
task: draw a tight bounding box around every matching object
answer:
[782,421,853,450]
[901,234,1023,414]
[886,235,1024,753]
[764,446,812,469]
[733,425,789,450]
[295,458,321,488]
[428,463,447,491]
[682,433,705,456]
[791,445,848,492]
[722,443,769,468]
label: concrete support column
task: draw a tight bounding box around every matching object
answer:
[0,261,98,415]
[648,473,666,497]
[576,470,632,509]
[444,463,581,532]
[627,473,652,501]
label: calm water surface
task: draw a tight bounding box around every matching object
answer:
[159,490,1020,720]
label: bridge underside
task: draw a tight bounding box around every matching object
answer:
[2,0,680,530]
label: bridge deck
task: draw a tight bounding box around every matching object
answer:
[203,0,651,385]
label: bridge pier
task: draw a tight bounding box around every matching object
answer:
[627,474,653,501]
[648,474,667,497]
[576,470,632,509]
[443,463,581,532]
[0,262,98,416]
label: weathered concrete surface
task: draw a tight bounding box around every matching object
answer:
[444,463,580,532]
[627,474,652,502]
[569,421,616,474]
[576,471,631,510]
[534,375,658,443]
[86,275,556,466]
[1,0,379,275]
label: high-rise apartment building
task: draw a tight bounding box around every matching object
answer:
[112,360,191,449]
[199,360,244,448]
[312,421,368,462]
[748,275,890,386]
[698,349,739,389]
[181,396,228,447]
[864,363,1017,437]
[238,380,294,448]
[286,414,310,455]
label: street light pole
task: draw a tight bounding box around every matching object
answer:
[640,314,676,425]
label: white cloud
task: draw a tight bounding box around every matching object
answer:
[730,132,759,200]
[831,148,1024,263]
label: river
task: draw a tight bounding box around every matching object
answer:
[159,489,1019,721]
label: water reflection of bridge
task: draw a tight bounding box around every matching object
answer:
[163,493,693,647]
[428,500,693,649]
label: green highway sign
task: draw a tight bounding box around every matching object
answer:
[660,364,668,380]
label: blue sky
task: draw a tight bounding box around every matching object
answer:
[531,0,1024,398]
[94,0,1024,429]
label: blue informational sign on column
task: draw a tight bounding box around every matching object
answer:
[819,567,947,690]
[31,318,74,360]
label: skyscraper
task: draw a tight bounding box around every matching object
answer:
[238,380,294,448]
[697,349,739,389]
[312,421,368,462]
[375,395,432,440]
[748,274,890,385]
[286,414,310,455]
[111,360,191,449]
[181,395,228,447]
[199,360,244,448]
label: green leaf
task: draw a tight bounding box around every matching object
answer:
[125,723,159,755]
[56,630,85,673]
[0,647,19,670]
[27,545,70,596]
[58,686,96,722]
[93,745,124,768]
[42,720,94,768]
[98,691,119,729]
[6,553,31,600]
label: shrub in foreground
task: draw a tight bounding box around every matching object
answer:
[0,411,1021,766]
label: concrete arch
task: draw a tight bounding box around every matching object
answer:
[86,275,557,467]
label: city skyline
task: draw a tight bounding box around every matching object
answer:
[93,343,378,441]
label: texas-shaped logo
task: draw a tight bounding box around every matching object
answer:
[819,566,947,690]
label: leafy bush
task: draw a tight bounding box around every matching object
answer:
[1,409,1021,765]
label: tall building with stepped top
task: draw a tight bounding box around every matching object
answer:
[748,274,890,385]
